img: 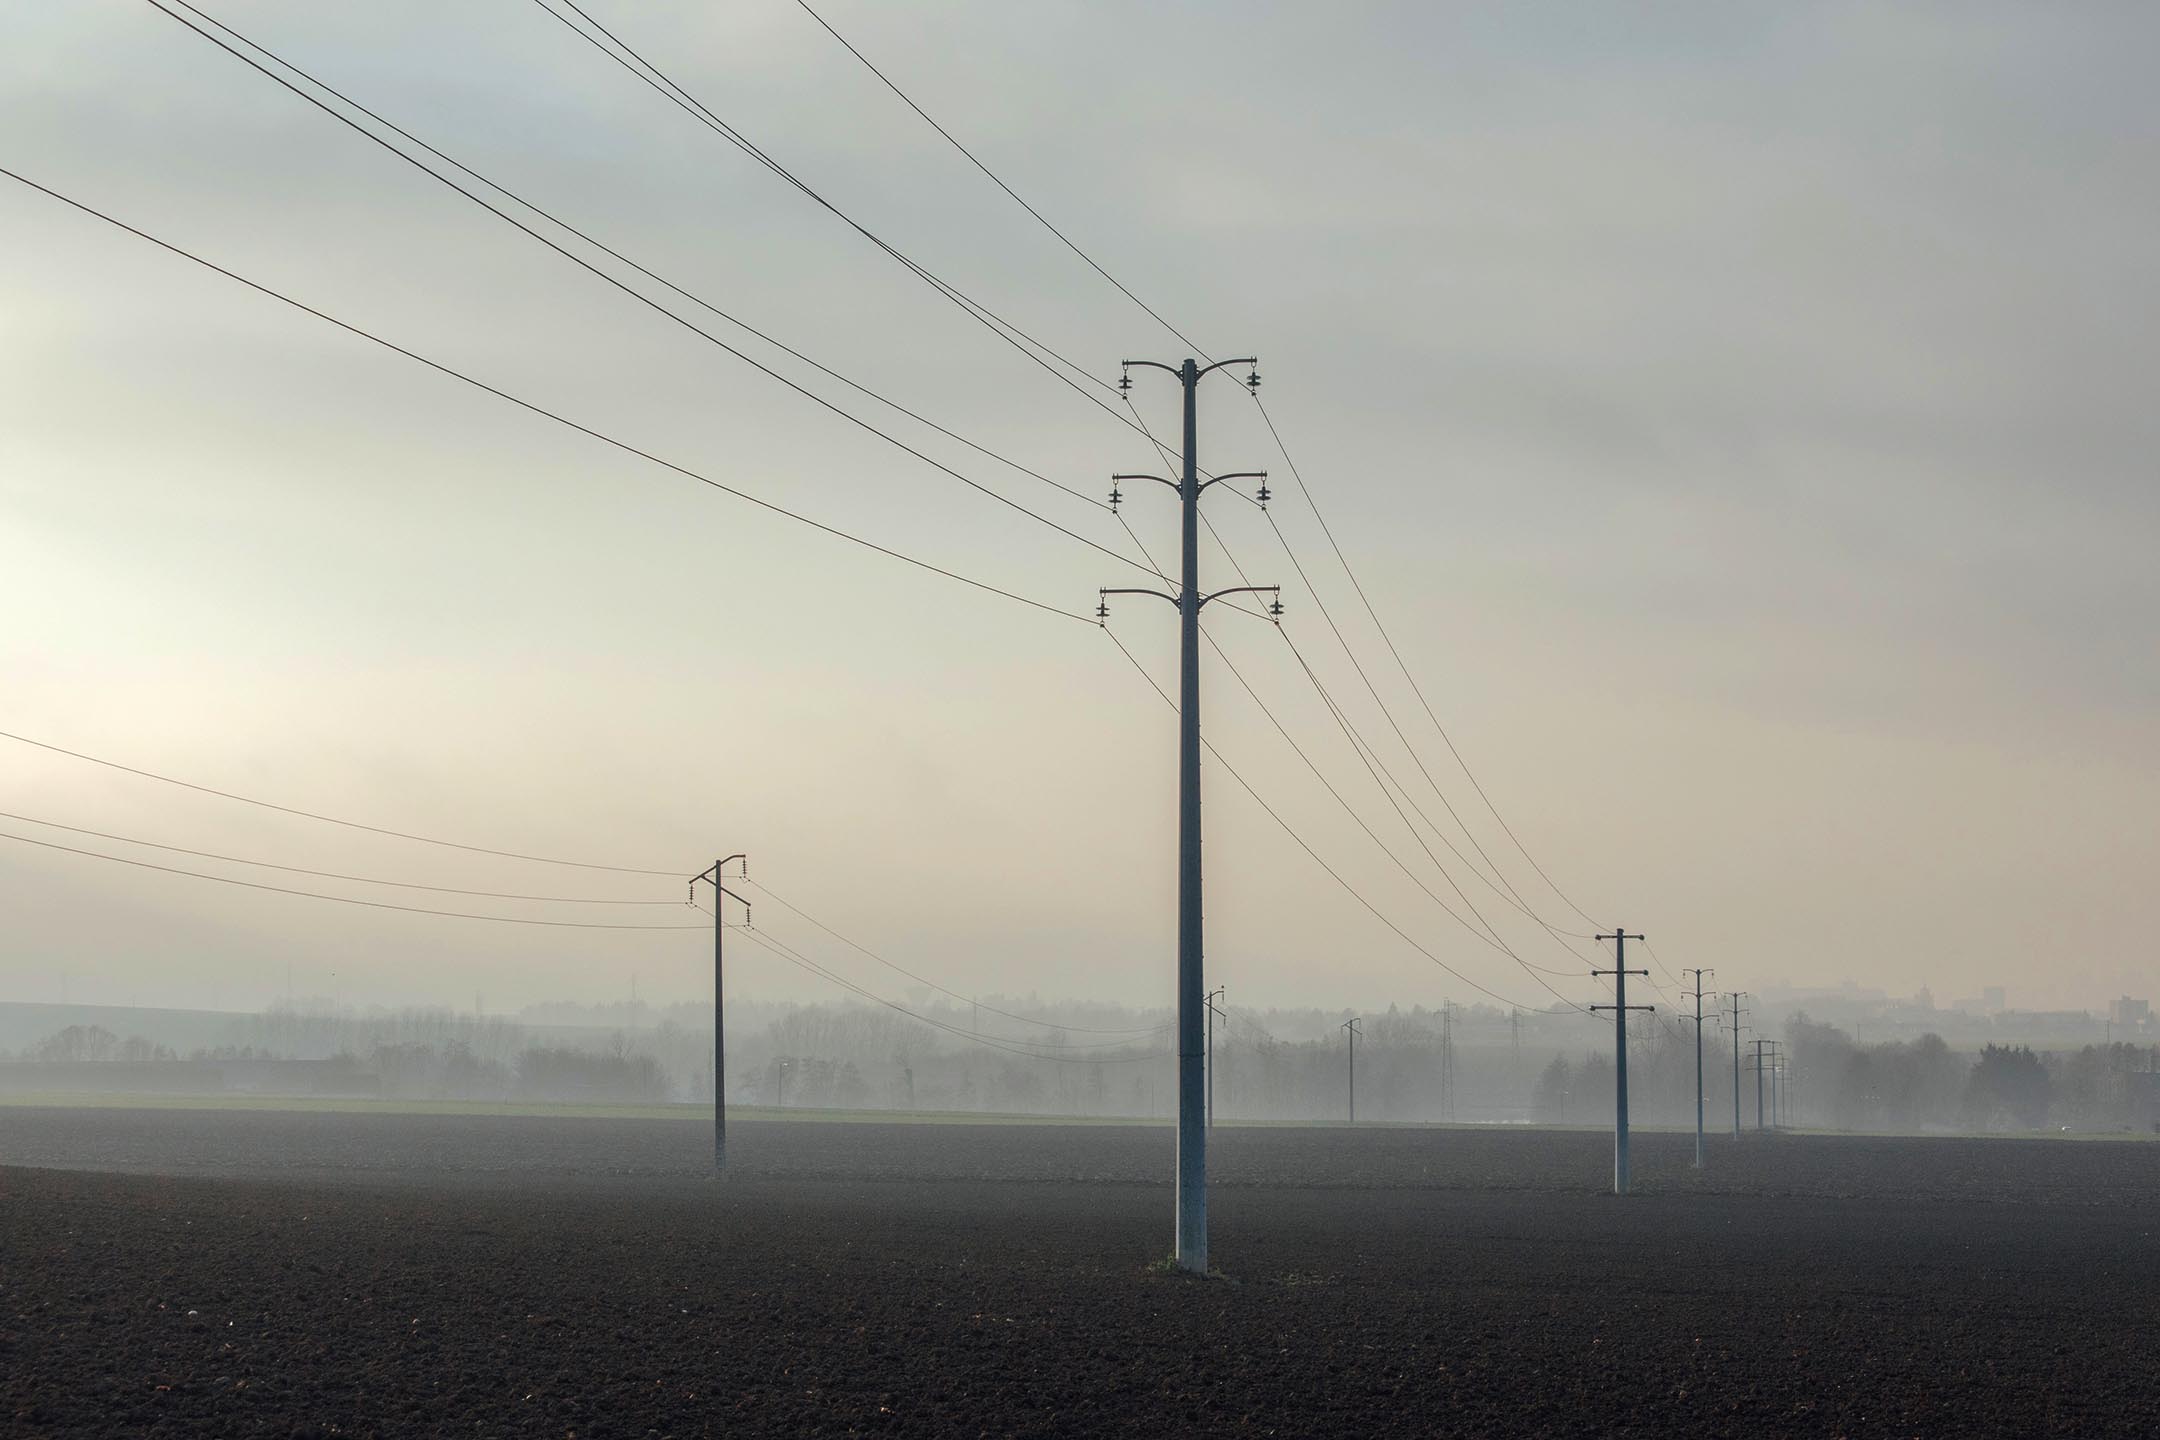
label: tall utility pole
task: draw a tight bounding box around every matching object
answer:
[1205,986,1226,1129]
[1682,968,1714,1168]
[1342,1017,1362,1124]
[1753,1038,1770,1131]
[1592,931,1654,1196]
[1729,992,1748,1139]
[1099,355,1276,1276]
[690,855,748,1174]
[1440,1002,1457,1123]
[1769,1043,1785,1129]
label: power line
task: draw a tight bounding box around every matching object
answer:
[733,922,1167,1065]
[1200,628,1593,1021]
[1199,625,1569,983]
[526,0,1151,441]
[0,829,705,929]
[778,1,1625,974]
[145,0,1159,585]
[162,0,1110,519]
[1250,393,1607,930]
[0,166,1093,627]
[1100,624,1571,1015]
[1277,622,1597,943]
[1256,504,1583,941]
[0,811,679,903]
[531,0,1640,1000]
[1273,632,1586,977]
[0,727,676,875]
[738,877,1165,1038]
[788,0,1211,359]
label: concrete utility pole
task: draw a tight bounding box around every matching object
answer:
[690,855,749,1174]
[1099,355,1276,1276]
[1440,1003,1455,1123]
[1769,1044,1785,1129]
[1592,931,1654,1196]
[1753,1038,1770,1131]
[1343,1016,1362,1124]
[1205,986,1226,1128]
[1729,992,1748,1139]
[1683,968,1714,1168]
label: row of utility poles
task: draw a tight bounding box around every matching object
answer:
[697,356,1796,1280]
[693,848,1791,1233]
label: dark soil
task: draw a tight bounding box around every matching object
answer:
[3,1109,2155,1437]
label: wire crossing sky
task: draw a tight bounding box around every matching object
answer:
[2,0,2155,1017]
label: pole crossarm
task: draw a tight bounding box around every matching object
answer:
[1112,472,1181,493]
[1201,584,1281,614]
[1122,356,1257,383]
[1108,470,1268,508]
[1099,586,1179,610]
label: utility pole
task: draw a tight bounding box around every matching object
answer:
[1683,968,1714,1168]
[1753,1038,1770,1131]
[1769,1043,1785,1129]
[1205,986,1226,1129]
[1729,992,1748,1139]
[1440,1002,1457,1123]
[1342,1016,1362,1124]
[1099,354,1276,1275]
[690,855,749,1174]
[1592,930,1654,1196]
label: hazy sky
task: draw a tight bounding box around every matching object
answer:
[3,1,2154,1020]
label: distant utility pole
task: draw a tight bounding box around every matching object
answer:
[1753,1038,1770,1132]
[690,854,749,1173]
[1440,1002,1458,1123]
[1769,1043,1785,1129]
[1205,986,1226,1129]
[1729,992,1749,1139]
[1098,354,1277,1276]
[1592,930,1654,1196]
[1343,1017,1362,1124]
[1682,968,1714,1168]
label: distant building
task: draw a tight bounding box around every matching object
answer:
[1981,985,2006,1013]
[2110,997,2151,1029]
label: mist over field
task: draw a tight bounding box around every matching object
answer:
[8,987,2153,1137]
[6,1,2157,1434]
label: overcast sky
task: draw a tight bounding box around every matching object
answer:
[3,1,2154,1021]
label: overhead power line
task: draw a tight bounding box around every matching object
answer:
[0,727,676,875]
[788,0,1211,359]
[774,0,1639,981]
[146,0,1158,584]
[1200,628,1584,1004]
[0,811,678,903]
[526,0,1150,439]
[733,922,1167,1065]
[0,829,704,929]
[739,877,1164,1038]
[1251,396,1608,930]
[647,0,1642,991]
[160,0,1106,516]
[1100,625,1576,1016]
[0,166,1093,627]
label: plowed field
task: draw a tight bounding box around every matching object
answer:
[4,1108,2153,1436]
